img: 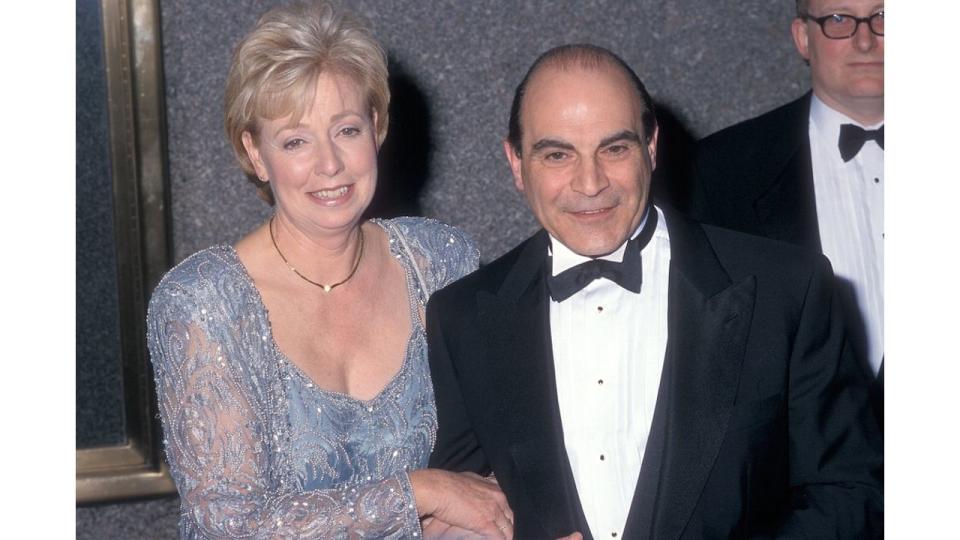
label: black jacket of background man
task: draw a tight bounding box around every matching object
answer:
[690,92,884,426]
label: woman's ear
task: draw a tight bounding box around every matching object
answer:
[372,109,386,148]
[242,131,268,180]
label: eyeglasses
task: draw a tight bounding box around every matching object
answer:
[800,11,884,39]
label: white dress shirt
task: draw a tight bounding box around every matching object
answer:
[809,95,884,375]
[549,205,671,539]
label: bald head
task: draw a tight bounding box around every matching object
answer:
[506,44,657,157]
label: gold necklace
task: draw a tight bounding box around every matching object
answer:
[268,216,365,293]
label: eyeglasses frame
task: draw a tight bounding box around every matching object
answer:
[799,10,884,40]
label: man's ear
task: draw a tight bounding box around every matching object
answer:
[792,17,811,61]
[242,131,268,180]
[504,140,525,193]
[646,125,660,171]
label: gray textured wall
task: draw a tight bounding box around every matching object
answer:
[77,0,810,536]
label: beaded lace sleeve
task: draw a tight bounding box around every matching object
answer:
[147,252,421,539]
[387,217,480,301]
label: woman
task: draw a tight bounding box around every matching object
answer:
[147,1,513,537]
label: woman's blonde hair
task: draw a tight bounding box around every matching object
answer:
[224,0,390,204]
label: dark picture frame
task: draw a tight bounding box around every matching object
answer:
[76,0,175,504]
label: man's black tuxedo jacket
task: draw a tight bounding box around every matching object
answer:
[691,92,884,424]
[690,93,819,251]
[426,209,882,539]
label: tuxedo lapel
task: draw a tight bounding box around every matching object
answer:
[476,231,592,538]
[752,93,822,252]
[623,212,757,539]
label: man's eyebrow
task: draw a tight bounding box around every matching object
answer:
[531,138,576,153]
[599,130,642,148]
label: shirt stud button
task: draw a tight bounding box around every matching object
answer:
[598,379,604,385]
[874,177,880,184]
[600,454,605,461]
[597,306,603,313]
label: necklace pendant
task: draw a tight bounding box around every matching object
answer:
[269,216,364,294]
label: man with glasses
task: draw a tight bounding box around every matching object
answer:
[691,0,884,425]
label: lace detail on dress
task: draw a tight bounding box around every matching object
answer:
[383,217,480,303]
[147,217,478,539]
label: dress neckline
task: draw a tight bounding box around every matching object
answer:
[222,218,426,406]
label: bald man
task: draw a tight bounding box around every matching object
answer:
[428,44,882,539]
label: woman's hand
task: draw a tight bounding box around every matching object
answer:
[422,517,582,540]
[411,469,513,539]
[422,516,485,539]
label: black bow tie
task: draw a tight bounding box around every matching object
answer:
[838,124,884,162]
[547,208,658,302]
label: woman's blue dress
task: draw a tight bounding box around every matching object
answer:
[147,217,478,538]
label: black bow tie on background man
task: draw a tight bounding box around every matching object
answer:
[838,124,884,162]
[547,208,658,302]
